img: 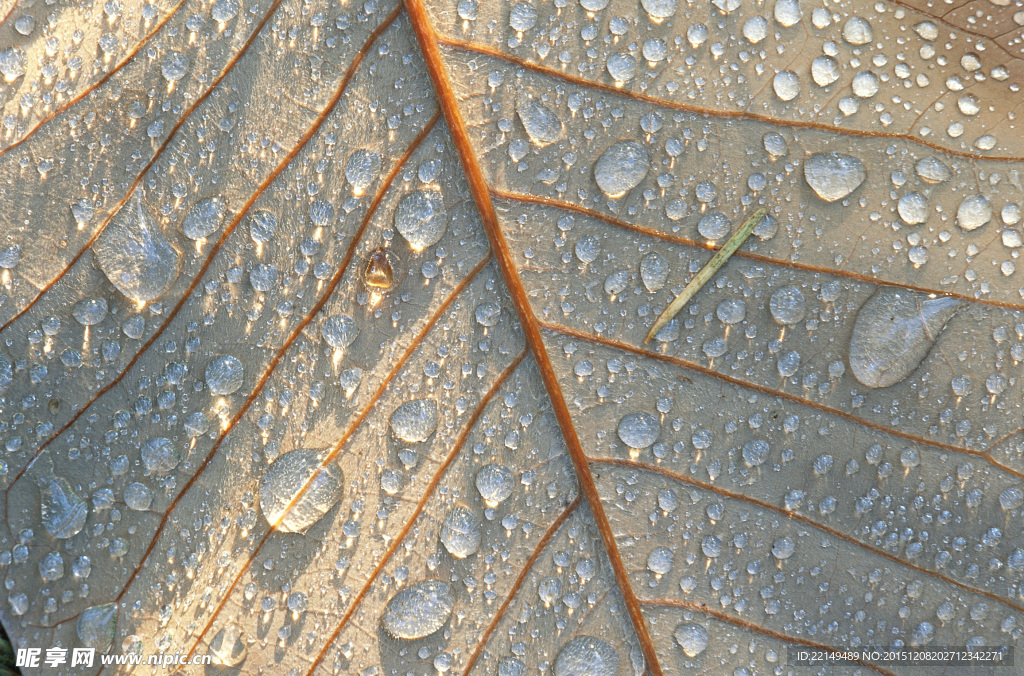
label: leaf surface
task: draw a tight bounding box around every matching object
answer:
[1,0,1023,673]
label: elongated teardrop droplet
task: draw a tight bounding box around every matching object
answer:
[849,288,961,388]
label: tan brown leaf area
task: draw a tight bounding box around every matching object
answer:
[0,0,1023,673]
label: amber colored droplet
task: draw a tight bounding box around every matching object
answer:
[365,248,395,289]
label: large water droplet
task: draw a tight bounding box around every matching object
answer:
[0,245,20,269]
[897,192,929,225]
[641,0,677,19]
[842,16,873,44]
[553,636,619,676]
[259,449,344,533]
[440,505,481,558]
[248,210,277,243]
[476,464,515,505]
[803,152,866,202]
[380,580,454,639]
[769,286,806,325]
[849,289,961,388]
[73,298,108,326]
[206,355,244,395]
[517,96,562,147]
[640,252,669,292]
[182,197,226,240]
[95,193,179,303]
[321,314,358,350]
[161,51,189,82]
[395,190,447,252]
[39,476,87,539]
[674,623,709,657]
[390,400,438,443]
[617,412,660,449]
[77,603,117,652]
[594,141,649,198]
[956,195,992,231]
[742,439,771,467]
[209,624,247,666]
[509,1,538,31]
[141,437,180,475]
[915,156,950,184]
[345,149,382,193]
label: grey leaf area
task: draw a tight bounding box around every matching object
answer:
[1,0,1023,673]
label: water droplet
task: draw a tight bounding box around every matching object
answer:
[73,298,108,326]
[842,16,873,45]
[742,440,771,467]
[440,505,482,558]
[763,132,788,157]
[772,536,796,559]
[309,199,335,227]
[381,580,454,639]
[95,194,179,303]
[851,71,879,98]
[77,603,117,652]
[574,235,601,263]
[641,0,677,19]
[640,253,669,292]
[141,437,180,475]
[697,212,731,241]
[345,149,382,193]
[553,636,619,676]
[617,412,660,448]
[209,624,247,666]
[395,190,447,252]
[390,400,438,443]
[774,0,801,26]
[476,464,515,505]
[647,546,674,574]
[702,534,722,557]
[182,197,226,240]
[517,96,562,147]
[161,51,189,82]
[606,53,636,82]
[475,301,502,327]
[716,298,746,325]
[250,263,278,291]
[594,141,649,198]
[124,482,153,510]
[742,15,768,43]
[956,195,992,232]
[39,552,64,582]
[1000,487,1023,510]
[211,0,239,21]
[0,245,21,269]
[248,210,277,243]
[849,289,961,388]
[259,449,344,533]
[897,192,929,225]
[205,355,244,395]
[321,314,358,350]
[0,48,26,81]
[914,156,950,184]
[811,56,840,86]
[674,623,709,657]
[769,286,806,325]
[772,71,800,101]
[509,1,538,31]
[39,476,87,539]
[803,152,866,202]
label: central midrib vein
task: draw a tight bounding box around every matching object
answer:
[402,1,664,673]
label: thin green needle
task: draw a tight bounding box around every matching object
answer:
[645,208,768,344]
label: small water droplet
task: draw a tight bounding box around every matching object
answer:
[640,252,669,292]
[516,96,562,147]
[345,149,382,193]
[476,464,515,505]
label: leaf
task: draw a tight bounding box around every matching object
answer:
[0,0,1022,673]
